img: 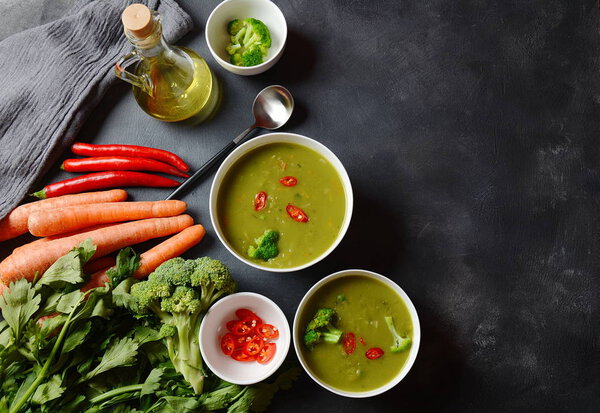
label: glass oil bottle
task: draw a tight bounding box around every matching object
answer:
[115,4,218,122]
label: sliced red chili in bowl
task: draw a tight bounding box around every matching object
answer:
[236,309,263,325]
[226,320,238,332]
[221,308,279,364]
[256,324,279,340]
[231,349,257,362]
[365,347,384,360]
[231,321,253,336]
[254,191,267,211]
[279,176,298,186]
[343,332,356,355]
[240,317,259,333]
[257,343,277,364]
[220,333,237,356]
[243,336,265,356]
[286,204,309,222]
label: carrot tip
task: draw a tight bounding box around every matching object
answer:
[32,189,47,199]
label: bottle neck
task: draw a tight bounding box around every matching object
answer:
[125,14,174,58]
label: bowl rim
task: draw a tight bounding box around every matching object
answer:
[292,269,421,398]
[205,0,288,72]
[209,132,354,272]
[199,291,291,385]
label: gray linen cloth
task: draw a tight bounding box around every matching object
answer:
[0,0,193,219]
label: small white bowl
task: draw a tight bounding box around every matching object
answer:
[205,0,287,75]
[209,132,354,273]
[199,292,290,385]
[293,269,421,398]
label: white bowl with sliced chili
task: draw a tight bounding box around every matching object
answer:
[199,292,290,385]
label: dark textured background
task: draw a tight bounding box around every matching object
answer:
[2,0,599,411]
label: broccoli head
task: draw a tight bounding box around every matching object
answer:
[306,308,336,331]
[303,308,343,350]
[226,18,271,67]
[247,230,279,261]
[159,323,177,339]
[161,286,201,314]
[190,257,236,309]
[384,316,411,353]
[151,257,197,286]
[303,330,321,349]
[128,257,236,394]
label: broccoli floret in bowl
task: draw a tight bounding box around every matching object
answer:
[226,18,271,67]
[303,308,343,351]
[247,229,280,261]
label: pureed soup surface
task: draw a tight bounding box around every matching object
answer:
[299,275,413,392]
[217,142,346,268]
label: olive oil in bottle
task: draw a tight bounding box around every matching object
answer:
[116,4,218,122]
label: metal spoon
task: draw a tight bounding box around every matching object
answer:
[166,85,294,200]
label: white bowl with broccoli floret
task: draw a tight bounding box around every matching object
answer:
[209,132,354,273]
[205,0,287,75]
[293,269,421,398]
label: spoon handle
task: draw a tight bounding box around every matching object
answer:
[165,141,236,200]
[165,127,257,200]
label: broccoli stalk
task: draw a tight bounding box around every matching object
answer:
[129,257,236,394]
[384,316,412,352]
[303,308,343,350]
[226,18,271,67]
[247,230,280,261]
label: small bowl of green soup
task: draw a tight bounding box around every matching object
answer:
[293,270,420,398]
[210,133,353,272]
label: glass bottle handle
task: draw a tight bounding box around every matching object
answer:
[115,51,153,95]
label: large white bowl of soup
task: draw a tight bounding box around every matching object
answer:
[209,133,353,272]
[293,269,421,397]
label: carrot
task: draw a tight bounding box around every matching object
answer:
[82,224,205,292]
[0,190,127,242]
[0,215,194,284]
[12,224,118,255]
[83,256,116,275]
[28,200,187,237]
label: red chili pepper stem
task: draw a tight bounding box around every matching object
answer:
[32,189,47,199]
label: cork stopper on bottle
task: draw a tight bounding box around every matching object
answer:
[122,4,153,38]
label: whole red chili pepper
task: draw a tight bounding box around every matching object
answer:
[32,171,180,199]
[71,142,190,172]
[62,157,190,178]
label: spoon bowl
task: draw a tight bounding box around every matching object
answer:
[252,85,294,130]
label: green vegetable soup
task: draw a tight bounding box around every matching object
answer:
[299,275,413,392]
[217,143,346,268]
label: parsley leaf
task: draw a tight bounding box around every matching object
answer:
[106,248,140,287]
[39,239,96,286]
[31,374,64,405]
[62,320,91,353]
[141,367,164,396]
[0,278,41,340]
[80,337,139,382]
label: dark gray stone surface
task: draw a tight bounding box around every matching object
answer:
[2,0,599,411]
